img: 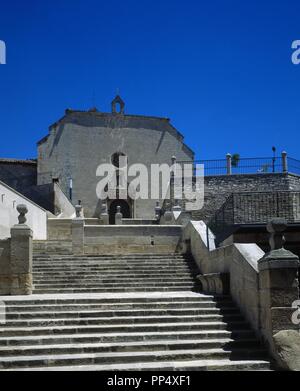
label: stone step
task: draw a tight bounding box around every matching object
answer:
[5,301,235,312]
[33,255,190,261]
[32,264,196,270]
[0,329,256,347]
[32,265,198,271]
[34,281,198,285]
[1,313,243,327]
[33,281,198,288]
[0,337,263,357]
[32,258,195,263]
[8,359,270,371]
[2,295,229,305]
[32,270,199,278]
[32,256,193,261]
[0,347,268,369]
[32,277,196,284]
[33,259,194,264]
[6,307,240,319]
[0,313,245,327]
[33,287,200,293]
[0,321,250,337]
[33,262,196,270]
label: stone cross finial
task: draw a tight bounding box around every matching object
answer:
[16,204,28,224]
[267,218,288,250]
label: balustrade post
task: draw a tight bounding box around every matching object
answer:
[281,151,288,173]
[226,153,232,175]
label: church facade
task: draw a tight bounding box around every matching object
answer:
[36,95,194,219]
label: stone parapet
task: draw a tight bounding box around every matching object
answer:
[183,218,300,370]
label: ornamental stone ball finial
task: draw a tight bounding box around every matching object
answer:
[267,218,288,250]
[16,204,28,224]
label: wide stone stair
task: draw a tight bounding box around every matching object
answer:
[32,254,201,294]
[0,253,272,370]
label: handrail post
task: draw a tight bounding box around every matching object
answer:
[281,151,288,173]
[226,153,232,175]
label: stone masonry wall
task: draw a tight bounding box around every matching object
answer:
[191,173,300,223]
[0,162,37,194]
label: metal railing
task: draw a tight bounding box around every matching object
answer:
[177,154,300,176]
[287,157,300,176]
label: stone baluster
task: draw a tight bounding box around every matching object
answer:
[115,206,123,225]
[226,153,232,175]
[155,201,161,221]
[75,200,83,218]
[281,151,288,173]
[101,200,109,224]
[72,201,84,255]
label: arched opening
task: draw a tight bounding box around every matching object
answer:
[109,199,131,224]
[111,95,125,114]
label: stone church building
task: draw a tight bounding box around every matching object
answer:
[1,95,194,222]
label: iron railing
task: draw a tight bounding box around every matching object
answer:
[177,156,300,176]
[287,157,300,176]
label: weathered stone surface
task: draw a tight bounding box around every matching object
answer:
[10,226,33,274]
[83,225,182,255]
[191,173,300,222]
[72,218,84,255]
[197,272,230,294]
[271,308,300,333]
[273,330,300,371]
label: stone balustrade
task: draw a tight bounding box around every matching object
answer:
[183,218,300,370]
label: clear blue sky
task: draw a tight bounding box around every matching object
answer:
[0,0,300,160]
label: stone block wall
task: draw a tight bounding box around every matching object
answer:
[0,161,37,194]
[191,173,300,223]
[0,225,33,295]
[83,225,183,254]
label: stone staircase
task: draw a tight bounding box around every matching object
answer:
[31,254,201,294]
[0,253,272,370]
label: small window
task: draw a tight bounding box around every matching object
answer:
[111,152,127,168]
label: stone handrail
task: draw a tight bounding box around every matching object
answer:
[183,219,300,370]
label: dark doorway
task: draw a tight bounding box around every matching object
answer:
[109,200,131,224]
